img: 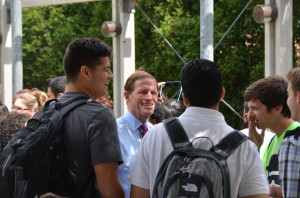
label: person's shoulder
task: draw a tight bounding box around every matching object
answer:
[144,122,167,141]
[234,135,259,156]
[283,135,300,147]
[61,93,113,118]
[116,116,131,135]
[117,115,126,123]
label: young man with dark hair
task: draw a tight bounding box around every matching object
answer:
[117,71,158,198]
[130,59,268,198]
[278,67,300,197]
[46,76,66,100]
[60,38,124,198]
[245,75,298,197]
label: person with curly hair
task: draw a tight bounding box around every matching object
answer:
[0,112,30,151]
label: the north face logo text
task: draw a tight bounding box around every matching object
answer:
[182,183,198,192]
[179,177,201,197]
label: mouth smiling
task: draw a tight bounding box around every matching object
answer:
[142,103,153,109]
[142,103,153,106]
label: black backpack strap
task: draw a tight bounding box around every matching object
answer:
[163,118,190,149]
[284,127,300,139]
[213,130,248,159]
[54,95,94,116]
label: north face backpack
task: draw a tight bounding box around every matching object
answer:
[0,95,93,198]
[152,118,248,198]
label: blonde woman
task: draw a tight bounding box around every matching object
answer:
[12,89,47,118]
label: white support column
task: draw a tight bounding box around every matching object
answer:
[0,0,13,108]
[12,0,23,95]
[200,0,214,61]
[112,0,135,118]
[265,0,276,76]
[275,0,292,76]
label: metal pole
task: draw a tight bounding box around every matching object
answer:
[275,0,292,76]
[12,0,23,94]
[112,0,136,118]
[264,0,276,76]
[200,0,213,61]
[0,0,13,108]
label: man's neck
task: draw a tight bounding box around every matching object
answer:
[270,118,294,137]
[64,83,93,99]
[185,103,219,111]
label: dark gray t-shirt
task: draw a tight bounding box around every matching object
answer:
[59,92,123,190]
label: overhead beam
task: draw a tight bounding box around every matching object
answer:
[22,0,102,8]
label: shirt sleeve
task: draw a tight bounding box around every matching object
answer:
[279,137,300,198]
[238,140,269,197]
[88,108,123,166]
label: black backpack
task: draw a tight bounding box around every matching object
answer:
[152,118,248,198]
[0,95,93,198]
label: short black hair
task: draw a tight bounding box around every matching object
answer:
[164,99,186,118]
[45,76,66,97]
[149,102,166,124]
[181,59,223,108]
[63,38,111,82]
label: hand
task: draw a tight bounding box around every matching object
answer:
[157,82,166,88]
[248,113,265,150]
[269,185,283,198]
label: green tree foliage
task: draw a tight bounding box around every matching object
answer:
[135,0,265,127]
[22,1,112,91]
[22,0,300,128]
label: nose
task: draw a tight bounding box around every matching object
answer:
[145,91,153,100]
[248,108,253,114]
[108,70,113,80]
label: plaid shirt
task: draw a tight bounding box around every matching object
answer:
[279,136,300,198]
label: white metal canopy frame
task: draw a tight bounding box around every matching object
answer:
[0,0,293,118]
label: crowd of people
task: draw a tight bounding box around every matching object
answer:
[0,37,300,197]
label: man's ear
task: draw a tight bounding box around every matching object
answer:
[182,93,190,107]
[274,105,283,113]
[219,87,225,101]
[297,91,300,104]
[124,91,129,101]
[80,66,90,80]
[57,93,63,98]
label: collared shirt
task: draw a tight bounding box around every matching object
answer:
[279,123,300,198]
[130,107,268,197]
[262,122,299,185]
[117,111,153,198]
